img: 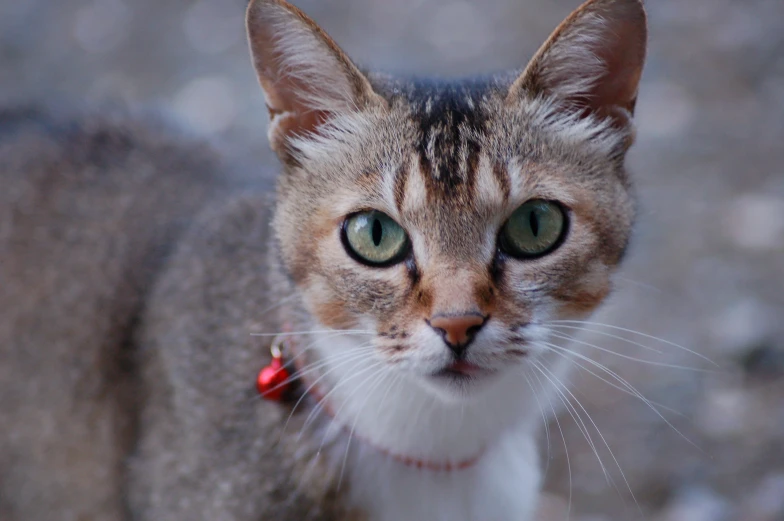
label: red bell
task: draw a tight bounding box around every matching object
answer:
[256,343,291,401]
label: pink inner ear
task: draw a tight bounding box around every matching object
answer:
[261,70,332,140]
[590,18,646,116]
[271,109,330,142]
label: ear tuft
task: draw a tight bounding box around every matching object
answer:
[246,0,382,157]
[508,0,647,131]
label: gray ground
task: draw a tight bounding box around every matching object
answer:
[2,0,783,519]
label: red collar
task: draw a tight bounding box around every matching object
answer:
[256,334,484,472]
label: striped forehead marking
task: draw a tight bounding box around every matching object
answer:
[383,78,515,214]
[395,152,511,220]
[413,90,486,200]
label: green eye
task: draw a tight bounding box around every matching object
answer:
[343,210,409,266]
[499,200,567,258]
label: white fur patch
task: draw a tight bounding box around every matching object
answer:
[347,425,541,521]
[402,154,429,213]
[474,154,507,211]
[289,111,376,167]
[526,96,626,157]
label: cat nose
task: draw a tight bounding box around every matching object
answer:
[428,313,487,357]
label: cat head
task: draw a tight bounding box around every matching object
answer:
[247,0,646,399]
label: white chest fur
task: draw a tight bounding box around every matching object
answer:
[345,424,541,521]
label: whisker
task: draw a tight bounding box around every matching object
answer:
[274,347,377,440]
[294,359,389,495]
[280,339,376,382]
[537,341,703,453]
[338,367,392,489]
[313,360,389,483]
[616,275,663,294]
[284,350,380,495]
[545,324,663,355]
[249,342,375,406]
[290,344,376,399]
[526,365,572,516]
[316,359,387,443]
[545,344,687,418]
[299,357,386,442]
[522,370,552,479]
[252,293,300,317]
[279,346,377,439]
[547,320,718,366]
[547,331,715,373]
[532,360,612,486]
[537,360,640,513]
[251,337,377,404]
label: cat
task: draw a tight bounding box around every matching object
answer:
[0,0,647,519]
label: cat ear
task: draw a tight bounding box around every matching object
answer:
[246,0,383,156]
[508,0,647,130]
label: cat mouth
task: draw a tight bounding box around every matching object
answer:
[433,361,495,380]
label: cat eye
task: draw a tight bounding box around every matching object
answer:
[499,200,567,258]
[342,210,410,266]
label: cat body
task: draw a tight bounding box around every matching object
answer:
[0,0,647,519]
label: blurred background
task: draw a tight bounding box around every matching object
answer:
[2,0,783,519]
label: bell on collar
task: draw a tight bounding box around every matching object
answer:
[256,339,292,402]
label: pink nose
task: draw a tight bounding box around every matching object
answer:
[428,314,486,353]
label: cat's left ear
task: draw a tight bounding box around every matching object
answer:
[246,0,384,157]
[508,0,647,131]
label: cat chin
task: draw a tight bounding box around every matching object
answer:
[417,367,506,403]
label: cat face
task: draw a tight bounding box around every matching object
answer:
[248,0,645,398]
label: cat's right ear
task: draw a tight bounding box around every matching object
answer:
[246,0,384,158]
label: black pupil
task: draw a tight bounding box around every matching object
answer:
[529,210,539,237]
[371,218,383,246]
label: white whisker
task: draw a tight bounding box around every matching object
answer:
[251,335,376,404]
[252,293,300,317]
[526,365,572,516]
[532,360,611,485]
[338,366,392,489]
[279,346,377,438]
[282,347,376,437]
[616,275,663,294]
[547,344,686,418]
[545,324,663,354]
[291,355,385,496]
[522,370,552,479]
[537,341,703,453]
[536,360,640,513]
[300,357,385,442]
[547,331,715,373]
[547,320,718,366]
